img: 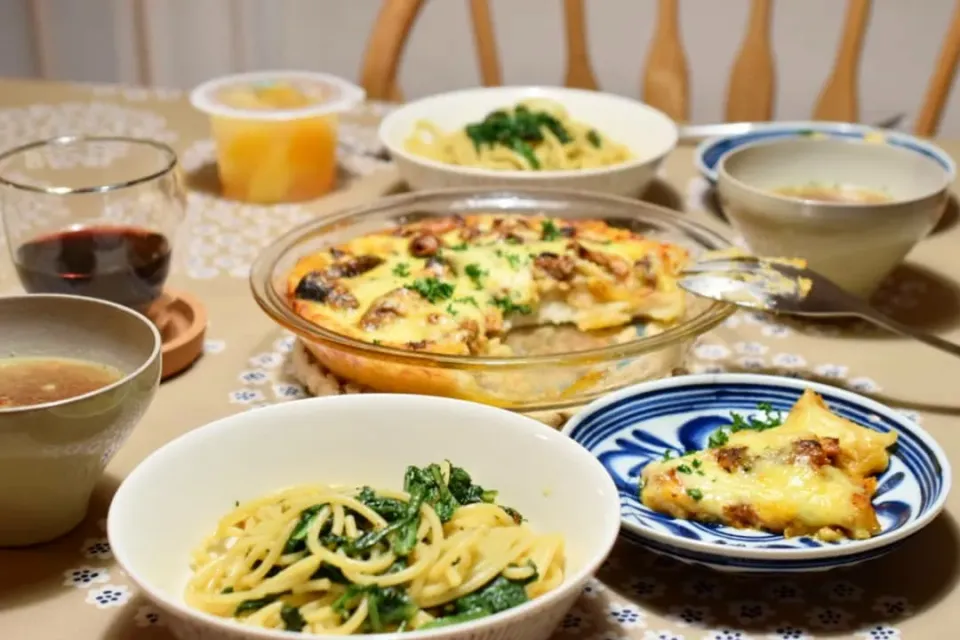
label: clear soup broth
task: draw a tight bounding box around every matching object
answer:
[774,184,893,204]
[0,357,123,408]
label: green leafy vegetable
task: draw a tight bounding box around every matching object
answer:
[686,488,704,501]
[392,262,410,277]
[404,464,459,522]
[454,296,479,307]
[490,295,532,315]
[235,593,286,616]
[707,402,784,449]
[281,604,306,632]
[348,485,426,556]
[462,105,572,171]
[447,465,497,505]
[464,263,487,289]
[707,429,729,448]
[422,574,535,628]
[405,277,454,304]
[729,402,783,433]
[332,585,416,632]
[284,504,326,553]
[541,219,561,241]
[586,129,602,148]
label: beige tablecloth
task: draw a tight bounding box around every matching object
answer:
[0,78,958,640]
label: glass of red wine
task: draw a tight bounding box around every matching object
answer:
[0,136,185,310]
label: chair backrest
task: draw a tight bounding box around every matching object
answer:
[359,0,960,137]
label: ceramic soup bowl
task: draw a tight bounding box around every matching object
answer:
[717,137,954,296]
[0,294,161,546]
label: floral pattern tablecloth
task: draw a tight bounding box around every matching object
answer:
[0,78,958,640]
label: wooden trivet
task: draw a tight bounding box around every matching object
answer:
[146,288,208,380]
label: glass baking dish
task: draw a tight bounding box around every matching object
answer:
[250,188,734,411]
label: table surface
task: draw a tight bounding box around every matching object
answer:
[0,77,958,640]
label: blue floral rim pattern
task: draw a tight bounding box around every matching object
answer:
[563,374,952,572]
[695,123,956,183]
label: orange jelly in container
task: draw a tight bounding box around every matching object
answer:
[190,71,365,204]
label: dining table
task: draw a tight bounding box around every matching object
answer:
[0,76,958,640]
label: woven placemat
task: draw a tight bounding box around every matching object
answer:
[287,339,615,428]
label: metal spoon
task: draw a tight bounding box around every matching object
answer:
[678,112,907,145]
[680,256,960,359]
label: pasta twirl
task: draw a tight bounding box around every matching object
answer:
[185,461,565,634]
[404,99,633,171]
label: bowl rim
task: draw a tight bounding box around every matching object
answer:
[696,120,958,184]
[108,393,622,640]
[0,293,162,416]
[562,372,953,563]
[378,85,679,178]
[716,136,955,212]
[249,186,735,370]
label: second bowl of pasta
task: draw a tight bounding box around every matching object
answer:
[379,86,678,197]
[107,393,621,639]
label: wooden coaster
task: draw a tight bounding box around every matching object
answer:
[145,288,208,380]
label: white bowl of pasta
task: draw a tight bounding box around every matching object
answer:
[379,86,678,197]
[108,394,621,639]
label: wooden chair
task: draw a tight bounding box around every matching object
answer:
[359,0,960,137]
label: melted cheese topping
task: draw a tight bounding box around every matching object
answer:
[640,389,897,541]
[286,214,689,356]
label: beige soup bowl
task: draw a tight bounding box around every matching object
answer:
[717,137,954,296]
[0,294,161,546]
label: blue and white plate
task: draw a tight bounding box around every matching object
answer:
[695,121,956,183]
[563,373,952,573]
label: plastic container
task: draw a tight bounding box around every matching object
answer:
[190,71,365,204]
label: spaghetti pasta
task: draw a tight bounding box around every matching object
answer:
[185,461,565,634]
[404,99,633,171]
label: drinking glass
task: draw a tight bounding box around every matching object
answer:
[0,136,185,310]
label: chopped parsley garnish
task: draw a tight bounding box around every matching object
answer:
[707,402,784,449]
[586,129,602,148]
[502,252,523,269]
[686,488,703,501]
[449,242,468,251]
[464,263,487,289]
[707,429,729,448]
[392,262,410,277]
[676,464,692,474]
[505,236,522,245]
[490,295,532,315]
[405,277,454,304]
[541,219,561,241]
[372,339,382,345]
[691,459,702,468]
[454,296,479,307]
[662,450,676,461]
[446,303,458,316]
[729,402,783,433]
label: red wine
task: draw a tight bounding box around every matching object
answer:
[15,226,172,309]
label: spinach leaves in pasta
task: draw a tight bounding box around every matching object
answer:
[420,572,538,629]
[463,105,573,170]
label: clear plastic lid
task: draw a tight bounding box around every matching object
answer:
[189,71,366,121]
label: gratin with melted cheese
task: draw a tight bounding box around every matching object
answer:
[640,389,897,541]
[286,214,690,357]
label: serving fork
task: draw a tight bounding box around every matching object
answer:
[679,255,960,360]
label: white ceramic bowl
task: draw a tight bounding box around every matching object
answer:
[379,86,678,197]
[108,394,621,640]
[717,137,955,296]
